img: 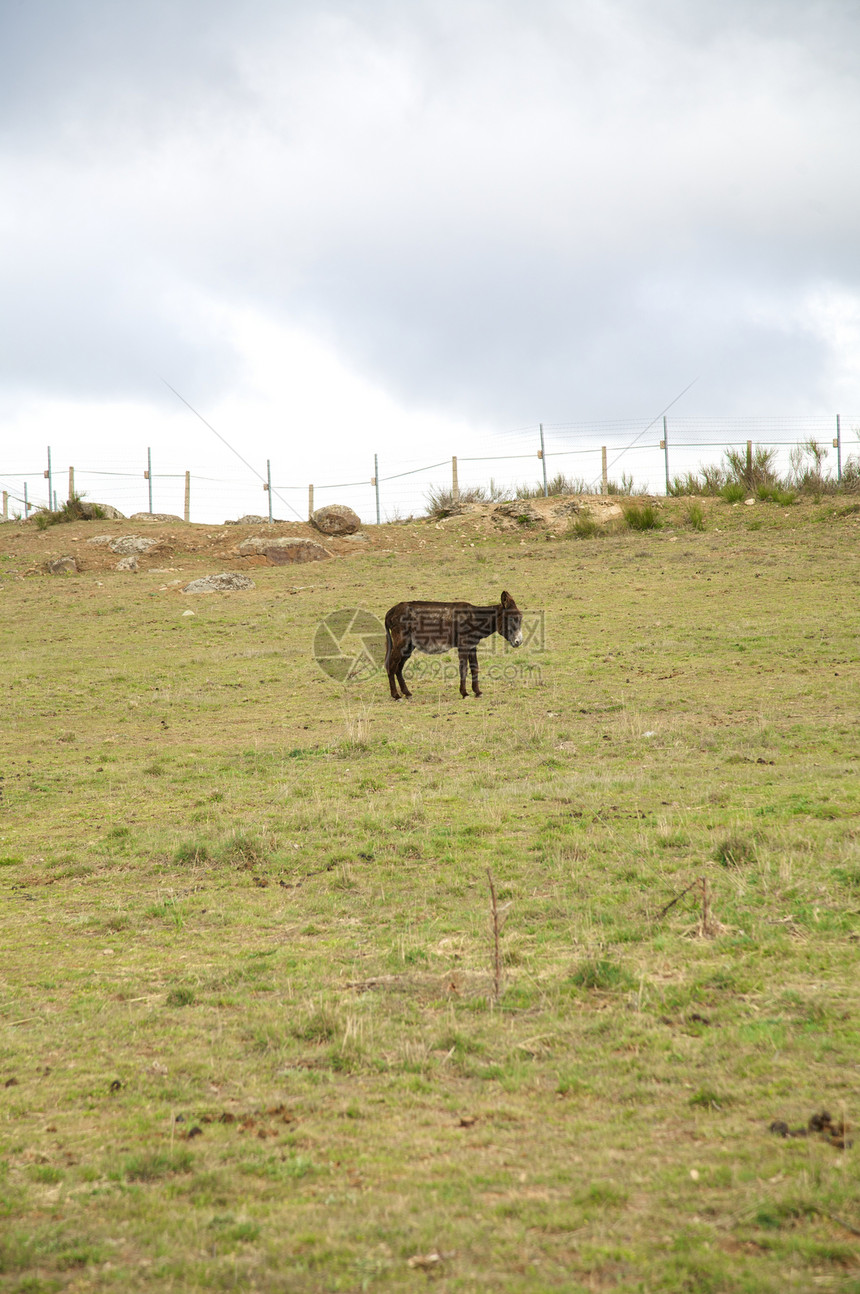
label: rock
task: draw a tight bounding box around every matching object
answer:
[224,515,277,525]
[86,535,114,545]
[744,497,756,506]
[108,535,158,555]
[129,512,184,523]
[79,502,126,520]
[235,536,332,564]
[115,555,139,572]
[310,504,361,536]
[181,572,256,593]
[492,500,542,528]
[47,556,78,575]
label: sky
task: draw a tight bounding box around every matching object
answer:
[2,0,859,521]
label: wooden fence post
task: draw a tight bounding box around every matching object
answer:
[601,446,608,495]
[452,456,460,505]
[746,440,753,488]
[2,491,7,521]
[308,484,314,520]
[539,424,548,496]
[184,471,190,523]
[68,466,74,502]
[373,454,380,525]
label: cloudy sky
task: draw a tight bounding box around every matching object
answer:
[2,0,858,519]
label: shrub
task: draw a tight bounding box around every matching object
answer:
[32,492,104,530]
[623,503,661,531]
[720,481,746,503]
[685,502,706,531]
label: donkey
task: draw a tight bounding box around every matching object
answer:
[384,591,523,700]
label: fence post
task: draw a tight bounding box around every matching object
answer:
[452,456,460,505]
[746,440,753,489]
[661,416,670,494]
[45,446,52,512]
[308,484,314,520]
[266,460,273,525]
[24,482,29,518]
[373,454,380,525]
[53,490,58,511]
[184,471,190,523]
[146,447,153,513]
[601,446,608,495]
[539,424,548,496]
[2,491,7,521]
[835,415,842,483]
[68,466,74,502]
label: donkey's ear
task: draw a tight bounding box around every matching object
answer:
[500,590,511,606]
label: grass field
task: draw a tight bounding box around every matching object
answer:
[1,497,859,1292]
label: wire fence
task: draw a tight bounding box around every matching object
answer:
[2,416,858,526]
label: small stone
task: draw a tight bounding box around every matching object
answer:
[86,535,113,545]
[181,572,256,593]
[115,556,139,572]
[744,498,756,506]
[47,556,77,575]
[182,609,195,616]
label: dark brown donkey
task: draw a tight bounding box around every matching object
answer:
[384,591,523,700]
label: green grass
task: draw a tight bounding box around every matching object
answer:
[1,502,860,1290]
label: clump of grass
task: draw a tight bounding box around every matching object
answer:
[689,1087,733,1110]
[425,482,507,518]
[165,986,196,1007]
[606,473,635,496]
[173,839,212,865]
[714,834,756,867]
[217,832,269,868]
[623,503,661,531]
[123,1149,193,1181]
[293,1005,339,1043]
[569,513,601,539]
[721,481,747,503]
[516,473,592,499]
[685,502,706,531]
[757,484,797,505]
[566,956,632,991]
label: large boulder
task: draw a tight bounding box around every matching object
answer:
[109,535,158,555]
[235,536,331,564]
[79,502,126,520]
[182,572,256,593]
[310,504,361,536]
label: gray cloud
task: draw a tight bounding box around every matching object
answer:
[2,0,859,421]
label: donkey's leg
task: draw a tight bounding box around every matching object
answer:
[458,650,469,698]
[396,645,413,698]
[384,630,402,700]
[469,648,481,697]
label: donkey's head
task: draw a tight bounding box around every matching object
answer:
[497,590,523,647]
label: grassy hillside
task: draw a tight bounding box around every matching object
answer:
[1,498,859,1292]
